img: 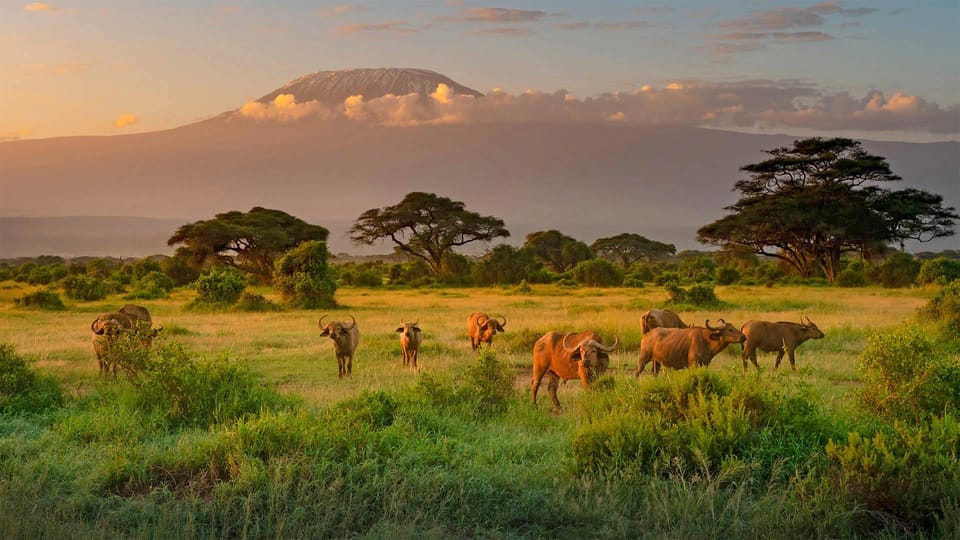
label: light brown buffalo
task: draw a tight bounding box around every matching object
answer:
[640,308,688,333]
[395,320,422,369]
[90,304,160,377]
[319,314,360,378]
[531,331,619,411]
[467,312,506,351]
[740,316,825,371]
[636,319,745,376]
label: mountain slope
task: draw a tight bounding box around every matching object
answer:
[257,67,483,105]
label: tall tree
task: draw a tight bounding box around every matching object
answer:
[590,233,676,267]
[524,230,594,273]
[350,192,509,277]
[698,138,957,283]
[167,207,329,283]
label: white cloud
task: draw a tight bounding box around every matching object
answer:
[235,82,959,135]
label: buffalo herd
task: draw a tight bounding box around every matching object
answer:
[89,304,825,412]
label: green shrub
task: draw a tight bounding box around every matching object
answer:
[836,267,868,288]
[460,349,517,419]
[273,240,337,309]
[25,264,68,285]
[571,259,624,287]
[876,252,921,288]
[234,292,282,312]
[124,270,175,300]
[0,343,65,414]
[857,325,960,421]
[13,290,65,310]
[916,257,960,286]
[557,278,579,288]
[133,343,293,427]
[667,283,720,307]
[60,274,109,301]
[655,271,681,286]
[101,324,160,380]
[919,282,960,338]
[622,276,645,288]
[193,267,246,306]
[826,414,960,534]
[715,266,740,285]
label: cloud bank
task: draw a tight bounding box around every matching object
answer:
[114,114,138,128]
[237,81,959,135]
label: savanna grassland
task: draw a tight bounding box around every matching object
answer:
[1,281,958,539]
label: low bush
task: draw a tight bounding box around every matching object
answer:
[666,283,720,307]
[0,343,65,414]
[274,241,337,309]
[193,267,246,306]
[461,349,517,419]
[876,252,921,288]
[124,271,175,300]
[836,267,868,288]
[13,290,65,310]
[826,414,960,534]
[234,291,282,312]
[570,259,624,287]
[715,266,740,285]
[916,257,960,286]
[132,343,295,428]
[919,281,960,338]
[857,325,960,421]
[60,274,109,301]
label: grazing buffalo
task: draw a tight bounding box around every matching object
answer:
[319,314,360,378]
[396,320,422,368]
[531,331,619,411]
[636,319,745,376]
[90,304,160,377]
[740,316,825,371]
[640,309,688,334]
[467,312,507,351]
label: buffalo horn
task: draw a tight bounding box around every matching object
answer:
[344,314,357,330]
[90,318,99,333]
[705,319,720,330]
[496,315,507,328]
[561,333,581,353]
[318,314,328,328]
[595,335,620,353]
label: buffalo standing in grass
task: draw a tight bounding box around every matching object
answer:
[640,308,688,334]
[90,304,161,377]
[467,312,506,351]
[531,331,619,411]
[319,314,360,378]
[636,319,745,376]
[740,316,825,371]
[396,320,422,369]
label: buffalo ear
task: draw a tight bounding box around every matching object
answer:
[413,326,421,332]
[497,324,506,332]
[319,329,330,336]
[395,327,404,333]
[710,332,722,340]
[570,350,582,361]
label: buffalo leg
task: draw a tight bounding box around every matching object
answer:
[635,350,652,376]
[742,342,758,370]
[774,349,785,369]
[411,350,418,369]
[546,373,562,412]
[787,348,797,370]
[337,356,345,378]
[531,367,547,404]
[346,355,353,376]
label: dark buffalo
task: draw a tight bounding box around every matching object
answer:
[467,312,506,351]
[740,316,825,371]
[319,314,360,378]
[396,320,422,369]
[531,331,619,411]
[636,319,745,376]
[90,304,160,377]
[640,308,688,333]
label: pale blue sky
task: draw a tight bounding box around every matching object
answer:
[2,0,957,140]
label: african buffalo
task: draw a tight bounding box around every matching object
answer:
[396,320,422,368]
[640,308,688,333]
[90,304,160,377]
[636,319,745,376]
[319,314,360,378]
[740,316,825,371]
[531,331,619,411]
[467,312,506,351]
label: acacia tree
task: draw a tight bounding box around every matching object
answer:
[350,192,509,277]
[697,138,957,283]
[590,233,676,267]
[168,207,329,284]
[524,230,593,273]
